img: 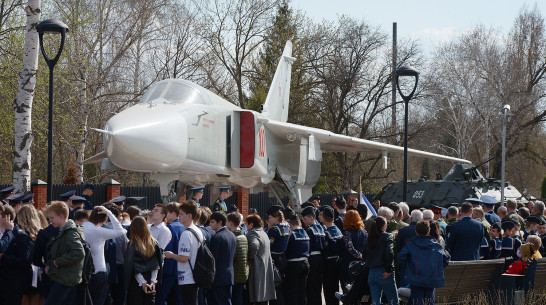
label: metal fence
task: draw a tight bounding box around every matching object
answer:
[0,183,378,218]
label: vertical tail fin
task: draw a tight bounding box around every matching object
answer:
[261,40,295,122]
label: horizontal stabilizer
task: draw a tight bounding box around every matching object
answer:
[83,151,107,164]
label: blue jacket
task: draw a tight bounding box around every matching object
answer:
[209,227,237,286]
[0,225,32,296]
[446,216,484,261]
[398,235,450,288]
[396,222,417,253]
[285,228,310,260]
[163,219,185,275]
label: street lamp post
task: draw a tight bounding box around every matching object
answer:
[36,19,69,203]
[395,63,420,202]
[501,104,510,206]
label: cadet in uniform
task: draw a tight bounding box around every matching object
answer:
[284,215,310,305]
[333,196,347,232]
[190,186,205,207]
[267,205,290,305]
[481,195,502,225]
[320,206,343,305]
[301,206,325,305]
[489,222,502,259]
[523,216,543,240]
[0,185,14,205]
[500,221,521,259]
[109,195,127,211]
[82,183,95,210]
[213,186,230,212]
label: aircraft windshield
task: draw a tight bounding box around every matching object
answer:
[139,81,205,105]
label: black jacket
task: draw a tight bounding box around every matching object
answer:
[366,232,394,273]
[123,242,164,290]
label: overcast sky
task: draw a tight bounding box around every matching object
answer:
[291,0,545,56]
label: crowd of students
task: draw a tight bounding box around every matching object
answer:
[0,187,544,305]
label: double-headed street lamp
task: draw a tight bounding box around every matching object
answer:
[395,63,420,202]
[36,19,69,203]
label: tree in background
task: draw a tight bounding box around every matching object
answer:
[12,0,40,193]
[62,155,78,184]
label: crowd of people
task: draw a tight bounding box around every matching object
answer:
[0,182,544,305]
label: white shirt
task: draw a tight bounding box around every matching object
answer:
[177,224,203,285]
[149,222,172,250]
[82,211,126,273]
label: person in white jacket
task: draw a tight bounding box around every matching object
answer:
[82,205,126,305]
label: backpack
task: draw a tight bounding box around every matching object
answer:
[76,231,94,305]
[186,228,215,288]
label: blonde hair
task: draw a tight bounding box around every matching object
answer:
[129,216,156,257]
[18,205,43,241]
[46,201,69,219]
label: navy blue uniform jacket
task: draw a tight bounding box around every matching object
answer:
[209,227,237,286]
[0,225,32,299]
[447,216,484,261]
[164,219,185,275]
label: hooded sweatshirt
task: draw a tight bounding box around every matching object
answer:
[398,235,450,288]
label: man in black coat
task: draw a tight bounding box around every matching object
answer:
[447,202,484,261]
[208,212,237,305]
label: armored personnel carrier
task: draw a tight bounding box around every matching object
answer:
[375,163,522,208]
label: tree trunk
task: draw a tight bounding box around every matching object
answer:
[13,1,41,193]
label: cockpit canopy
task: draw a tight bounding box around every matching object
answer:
[138,80,205,105]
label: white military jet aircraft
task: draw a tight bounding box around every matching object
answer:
[86,41,470,207]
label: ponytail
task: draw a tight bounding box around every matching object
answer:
[368,216,387,249]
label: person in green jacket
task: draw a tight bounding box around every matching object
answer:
[227,211,249,305]
[44,201,86,305]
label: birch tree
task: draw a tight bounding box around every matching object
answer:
[13,0,40,193]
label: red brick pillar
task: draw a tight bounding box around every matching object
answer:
[237,187,249,219]
[32,179,48,210]
[105,179,121,202]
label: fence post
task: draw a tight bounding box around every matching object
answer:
[104,179,121,202]
[32,179,47,210]
[237,187,249,219]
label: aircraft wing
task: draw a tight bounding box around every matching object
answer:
[83,151,107,164]
[262,119,471,164]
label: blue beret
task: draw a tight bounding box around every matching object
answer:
[267,205,283,216]
[60,190,76,198]
[480,195,498,206]
[0,186,14,193]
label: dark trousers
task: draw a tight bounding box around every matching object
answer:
[232,282,245,305]
[111,264,127,305]
[409,286,435,305]
[157,274,183,305]
[44,282,78,305]
[270,253,287,305]
[198,287,208,305]
[208,285,233,305]
[126,276,155,305]
[284,259,310,305]
[89,272,109,305]
[180,284,199,305]
[306,254,323,305]
[323,258,341,305]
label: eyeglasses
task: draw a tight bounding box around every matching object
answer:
[352,199,358,202]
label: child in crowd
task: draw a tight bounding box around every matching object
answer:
[538,223,546,256]
[505,243,536,275]
[488,222,502,259]
[500,221,521,259]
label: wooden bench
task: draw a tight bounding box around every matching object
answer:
[529,257,546,291]
[434,259,505,304]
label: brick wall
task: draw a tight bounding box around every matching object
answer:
[237,187,249,218]
[32,180,47,210]
[105,180,121,202]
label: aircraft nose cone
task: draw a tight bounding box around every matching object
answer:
[104,105,187,171]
